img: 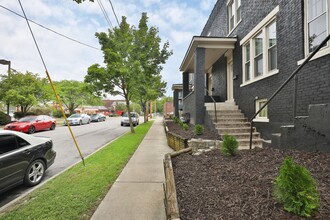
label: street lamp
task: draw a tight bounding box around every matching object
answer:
[0,59,11,114]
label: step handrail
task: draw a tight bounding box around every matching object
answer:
[249,34,330,149]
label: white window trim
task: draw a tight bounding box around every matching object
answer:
[297,0,330,65]
[240,6,279,87]
[253,99,269,122]
[227,0,242,35]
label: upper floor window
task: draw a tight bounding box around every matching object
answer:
[242,20,278,85]
[228,0,242,33]
[307,0,328,53]
[299,0,330,64]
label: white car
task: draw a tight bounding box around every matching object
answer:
[64,114,91,126]
[121,112,139,126]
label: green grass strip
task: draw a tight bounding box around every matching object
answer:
[0,121,153,220]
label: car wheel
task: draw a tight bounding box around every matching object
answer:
[79,120,82,125]
[121,123,123,126]
[50,123,56,130]
[28,126,35,134]
[88,120,90,124]
[24,159,45,187]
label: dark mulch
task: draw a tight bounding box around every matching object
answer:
[171,147,330,220]
[165,120,222,140]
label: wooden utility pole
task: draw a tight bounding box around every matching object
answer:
[149,100,153,118]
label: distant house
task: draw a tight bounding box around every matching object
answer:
[103,99,126,115]
[172,84,183,117]
[178,0,330,151]
[164,101,174,118]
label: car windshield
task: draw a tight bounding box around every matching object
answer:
[69,114,81,118]
[122,113,136,117]
[18,116,37,122]
[91,114,98,117]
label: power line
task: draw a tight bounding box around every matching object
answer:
[108,0,120,26]
[97,0,113,29]
[0,4,101,51]
[17,0,86,166]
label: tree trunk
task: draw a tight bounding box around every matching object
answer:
[125,98,135,134]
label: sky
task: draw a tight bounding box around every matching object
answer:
[0,0,217,98]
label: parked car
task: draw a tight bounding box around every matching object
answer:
[0,130,56,194]
[3,115,56,134]
[90,113,106,122]
[64,113,91,126]
[121,112,139,126]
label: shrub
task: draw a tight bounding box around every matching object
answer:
[194,124,204,135]
[0,111,11,125]
[273,157,319,218]
[52,109,64,118]
[220,134,238,156]
[30,106,51,115]
[14,111,35,119]
[172,116,180,124]
[182,123,189,131]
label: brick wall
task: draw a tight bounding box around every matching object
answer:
[200,0,330,139]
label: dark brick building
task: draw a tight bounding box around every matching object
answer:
[179,0,330,151]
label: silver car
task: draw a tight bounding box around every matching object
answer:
[64,114,91,126]
[121,112,139,126]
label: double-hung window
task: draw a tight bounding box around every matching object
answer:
[241,6,279,86]
[227,0,242,33]
[307,0,328,53]
[299,0,330,64]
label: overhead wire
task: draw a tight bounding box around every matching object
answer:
[0,4,100,51]
[97,0,113,28]
[108,0,120,26]
[17,0,86,166]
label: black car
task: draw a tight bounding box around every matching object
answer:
[0,130,56,194]
[90,113,106,122]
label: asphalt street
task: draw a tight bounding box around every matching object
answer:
[0,116,133,208]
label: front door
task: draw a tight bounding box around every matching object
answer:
[227,58,234,101]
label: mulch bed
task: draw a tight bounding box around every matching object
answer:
[165,120,222,140]
[171,147,330,219]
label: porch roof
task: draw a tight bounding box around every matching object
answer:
[179,36,237,73]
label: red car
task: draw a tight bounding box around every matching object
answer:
[4,115,56,134]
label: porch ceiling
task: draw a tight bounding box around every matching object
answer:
[179,36,237,73]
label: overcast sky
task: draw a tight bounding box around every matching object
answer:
[0,0,216,98]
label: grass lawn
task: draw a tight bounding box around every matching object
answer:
[0,121,153,220]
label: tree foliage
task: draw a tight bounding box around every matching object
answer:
[53,80,101,115]
[0,70,50,115]
[132,13,172,122]
[85,13,171,133]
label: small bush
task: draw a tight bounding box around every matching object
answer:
[0,111,11,125]
[182,123,189,131]
[52,109,64,118]
[220,134,238,156]
[194,124,204,135]
[13,111,35,119]
[171,116,180,123]
[273,157,319,218]
[30,106,51,115]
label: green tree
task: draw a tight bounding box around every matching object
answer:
[85,13,171,132]
[0,70,50,115]
[132,13,172,122]
[53,80,100,114]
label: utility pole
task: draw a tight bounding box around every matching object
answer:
[149,100,153,118]
[0,59,11,114]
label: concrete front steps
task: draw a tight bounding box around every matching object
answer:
[205,102,263,149]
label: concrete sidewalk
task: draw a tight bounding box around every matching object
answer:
[91,116,173,220]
